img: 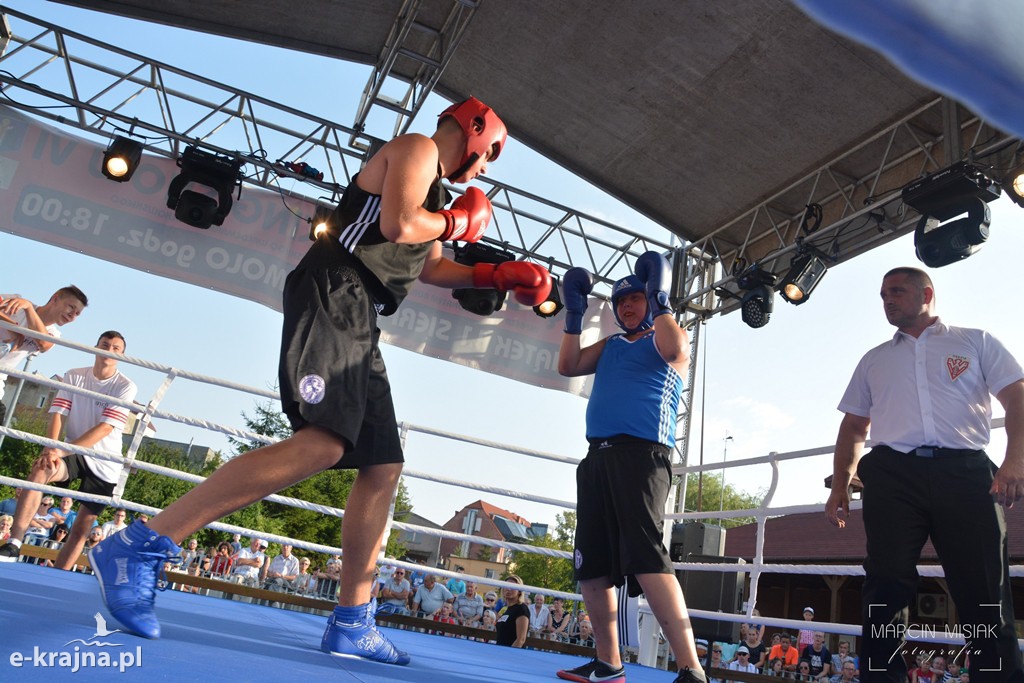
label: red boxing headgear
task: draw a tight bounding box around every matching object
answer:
[438,97,507,180]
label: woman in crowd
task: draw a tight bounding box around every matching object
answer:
[707,644,725,683]
[495,574,529,648]
[209,541,234,577]
[44,523,69,549]
[548,597,571,642]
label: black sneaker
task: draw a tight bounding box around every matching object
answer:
[557,658,626,683]
[0,542,20,563]
[673,667,707,683]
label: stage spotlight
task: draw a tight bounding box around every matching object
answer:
[452,243,515,316]
[736,268,776,329]
[1003,165,1024,208]
[778,251,828,305]
[740,285,773,329]
[308,204,334,241]
[533,276,563,318]
[102,136,142,182]
[913,197,990,268]
[166,146,243,229]
[902,161,1000,267]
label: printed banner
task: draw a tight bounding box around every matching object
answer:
[0,105,616,395]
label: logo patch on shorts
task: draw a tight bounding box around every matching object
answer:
[574,549,583,569]
[299,374,326,404]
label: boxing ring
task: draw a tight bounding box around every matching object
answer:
[2,321,1023,682]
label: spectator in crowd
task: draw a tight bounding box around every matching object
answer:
[412,573,454,618]
[0,513,12,542]
[768,635,799,672]
[743,608,766,643]
[44,522,70,549]
[23,497,56,545]
[83,526,104,550]
[495,575,529,648]
[481,609,497,631]
[409,565,427,593]
[49,496,77,529]
[453,582,484,627]
[729,645,758,674]
[483,589,501,615]
[548,597,571,642]
[180,538,202,569]
[802,631,831,680]
[694,639,709,669]
[376,562,395,594]
[741,621,767,669]
[797,607,816,650]
[433,602,457,633]
[556,254,704,683]
[209,542,234,577]
[830,658,859,683]
[0,489,20,516]
[230,537,267,587]
[705,644,725,683]
[446,567,467,598]
[264,544,300,591]
[577,618,596,648]
[831,641,854,675]
[928,655,952,683]
[315,555,342,600]
[947,660,964,682]
[0,285,88,423]
[909,653,932,682]
[380,566,411,615]
[767,657,785,677]
[528,592,551,638]
[229,533,242,554]
[100,509,128,539]
[796,660,813,681]
[293,557,316,595]
[0,333,135,569]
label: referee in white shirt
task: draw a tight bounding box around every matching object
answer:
[826,267,1024,682]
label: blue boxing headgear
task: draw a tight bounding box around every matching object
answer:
[611,275,653,333]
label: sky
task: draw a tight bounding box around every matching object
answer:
[2,2,1023,539]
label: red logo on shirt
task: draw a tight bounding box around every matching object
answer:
[946,355,970,381]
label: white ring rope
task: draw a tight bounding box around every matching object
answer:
[3,318,1023,644]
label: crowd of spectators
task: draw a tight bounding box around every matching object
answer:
[692,606,971,683]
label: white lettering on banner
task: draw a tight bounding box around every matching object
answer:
[0,104,604,396]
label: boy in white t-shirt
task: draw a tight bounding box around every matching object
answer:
[0,286,88,422]
[0,331,136,568]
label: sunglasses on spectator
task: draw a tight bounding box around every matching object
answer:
[713,649,722,653]
[738,652,749,656]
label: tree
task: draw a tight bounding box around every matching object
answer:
[0,410,49,500]
[510,511,576,594]
[683,472,764,529]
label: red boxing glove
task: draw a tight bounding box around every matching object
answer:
[437,186,492,243]
[473,261,552,307]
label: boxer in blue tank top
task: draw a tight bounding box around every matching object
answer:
[556,252,706,683]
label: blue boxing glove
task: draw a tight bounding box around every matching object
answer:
[634,251,673,320]
[562,267,593,335]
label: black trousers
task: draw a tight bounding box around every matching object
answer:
[858,446,1022,682]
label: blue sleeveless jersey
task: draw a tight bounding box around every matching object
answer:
[585,333,683,447]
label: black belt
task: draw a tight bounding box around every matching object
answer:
[901,446,984,459]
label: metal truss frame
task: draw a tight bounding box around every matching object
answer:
[6,7,1016,497]
[349,0,480,147]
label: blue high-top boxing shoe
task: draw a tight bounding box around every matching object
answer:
[89,520,181,639]
[321,600,410,665]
